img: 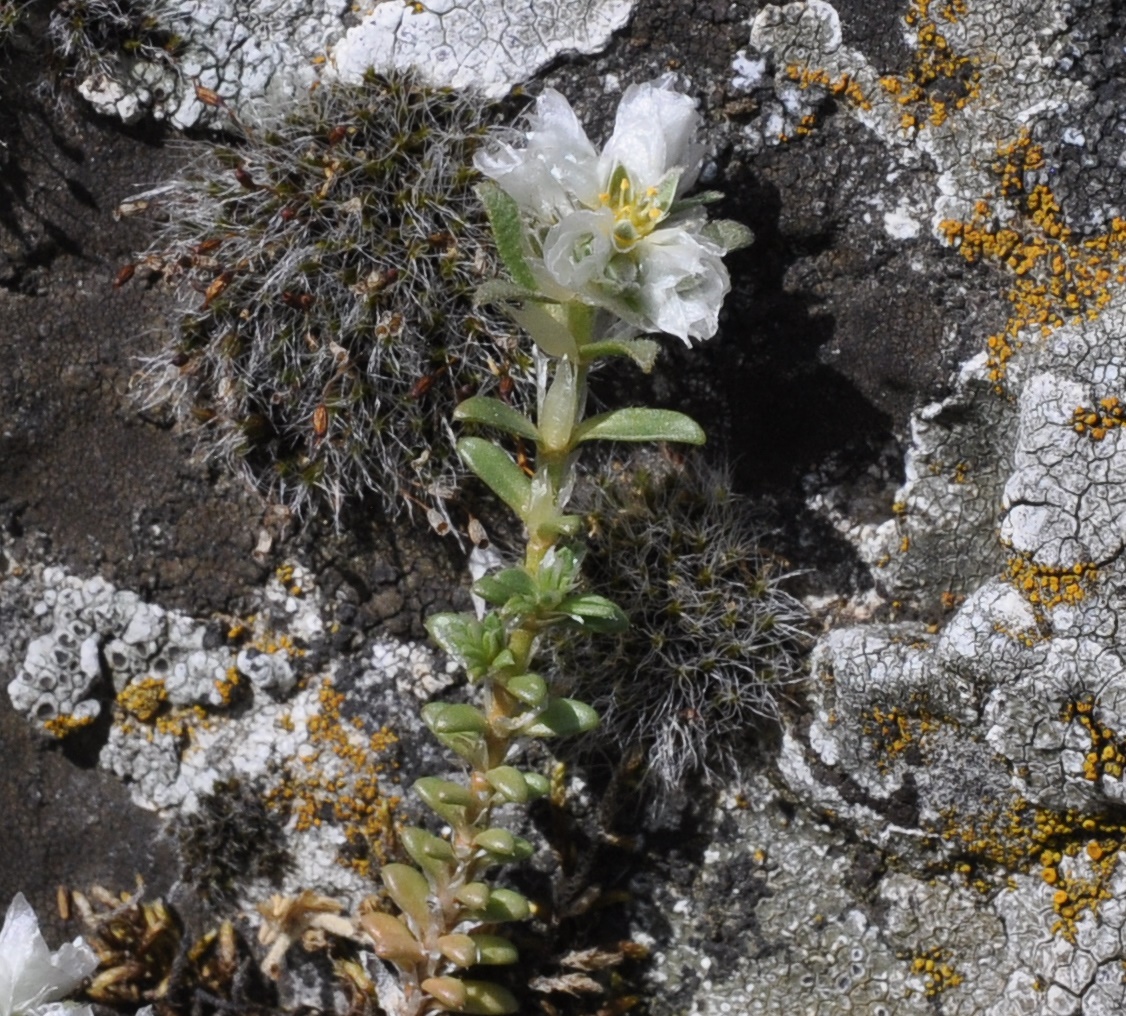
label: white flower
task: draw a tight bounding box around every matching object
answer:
[0,895,97,1016]
[475,78,730,345]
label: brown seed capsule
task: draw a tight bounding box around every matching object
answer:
[113,264,135,288]
[235,166,257,190]
[281,291,315,310]
[467,516,488,548]
[313,404,328,438]
[194,82,222,107]
[327,125,348,145]
[203,271,232,308]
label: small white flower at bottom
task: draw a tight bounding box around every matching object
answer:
[0,894,97,1016]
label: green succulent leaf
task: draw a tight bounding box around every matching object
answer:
[415,776,475,816]
[503,672,549,707]
[421,702,490,735]
[463,980,520,1015]
[454,397,540,441]
[433,730,488,769]
[471,934,520,966]
[536,545,580,598]
[508,302,580,360]
[458,438,532,519]
[521,698,601,738]
[523,772,551,798]
[472,278,542,309]
[399,826,456,881]
[454,882,492,910]
[539,358,579,452]
[700,218,755,252]
[556,593,630,633]
[485,765,529,803]
[579,337,661,372]
[475,888,531,922]
[574,408,705,446]
[426,612,508,681]
[421,975,467,1011]
[360,912,425,965]
[381,863,432,929]
[475,182,538,291]
[422,973,521,1013]
[437,933,480,968]
[669,189,724,212]
[472,828,533,861]
[472,568,537,607]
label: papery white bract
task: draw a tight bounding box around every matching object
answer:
[0,895,96,1016]
[475,78,731,345]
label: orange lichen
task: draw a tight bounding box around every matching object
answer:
[936,795,1126,940]
[940,131,1126,389]
[1062,697,1126,781]
[784,65,872,111]
[1004,556,1098,609]
[879,0,980,132]
[862,704,946,768]
[1072,396,1126,440]
[43,712,96,738]
[911,947,964,997]
[265,679,401,877]
[213,666,241,708]
[117,677,169,723]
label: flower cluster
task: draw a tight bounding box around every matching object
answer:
[0,894,96,1016]
[475,78,750,345]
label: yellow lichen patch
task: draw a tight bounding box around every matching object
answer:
[153,705,209,740]
[251,629,306,660]
[1062,698,1126,781]
[880,0,980,133]
[794,113,818,137]
[43,712,96,738]
[940,132,1126,390]
[213,666,241,708]
[1004,556,1098,609]
[265,679,401,878]
[991,622,1044,650]
[935,796,1126,941]
[117,677,170,723]
[274,563,305,598]
[940,590,965,612]
[862,704,947,769]
[1072,396,1126,440]
[784,65,873,111]
[911,947,964,997]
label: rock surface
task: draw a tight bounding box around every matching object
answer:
[8,0,1126,1013]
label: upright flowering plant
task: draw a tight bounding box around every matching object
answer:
[362,81,750,1015]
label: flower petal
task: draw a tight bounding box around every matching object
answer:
[634,228,730,343]
[598,78,706,194]
[0,895,97,1015]
[475,89,601,220]
[541,208,616,293]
